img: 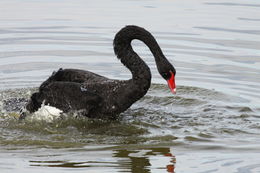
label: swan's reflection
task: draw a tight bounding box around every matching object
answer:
[29,147,176,173]
[114,147,176,173]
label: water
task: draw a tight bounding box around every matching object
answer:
[1,0,260,172]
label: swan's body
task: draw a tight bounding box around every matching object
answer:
[25,25,176,119]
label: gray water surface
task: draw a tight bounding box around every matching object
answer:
[1,0,260,172]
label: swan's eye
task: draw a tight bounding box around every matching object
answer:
[162,72,170,80]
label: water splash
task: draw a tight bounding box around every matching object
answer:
[1,84,259,150]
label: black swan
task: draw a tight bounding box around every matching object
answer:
[25,25,176,119]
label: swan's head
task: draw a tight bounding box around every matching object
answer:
[158,59,176,94]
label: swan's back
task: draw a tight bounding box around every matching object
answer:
[40,68,108,88]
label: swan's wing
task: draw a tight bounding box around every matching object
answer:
[40,68,108,90]
[26,81,102,115]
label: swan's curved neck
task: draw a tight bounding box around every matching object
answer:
[113,26,164,89]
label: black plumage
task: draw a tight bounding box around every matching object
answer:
[25,25,176,119]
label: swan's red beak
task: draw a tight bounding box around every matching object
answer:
[167,72,176,94]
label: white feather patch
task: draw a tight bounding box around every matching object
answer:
[29,104,63,122]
